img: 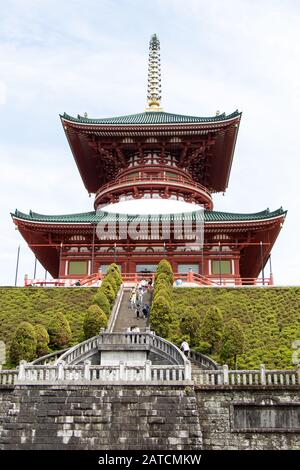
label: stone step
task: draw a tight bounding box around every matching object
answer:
[113,288,151,332]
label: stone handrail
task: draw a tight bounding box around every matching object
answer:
[106,284,124,333]
[54,336,99,366]
[193,365,300,386]
[31,348,69,365]
[97,333,188,366]
[15,361,191,384]
[189,349,220,370]
[4,363,299,387]
[54,332,188,367]
[0,370,18,386]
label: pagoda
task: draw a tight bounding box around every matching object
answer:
[12,34,286,285]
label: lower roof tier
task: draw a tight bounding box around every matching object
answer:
[12,207,286,280]
[13,207,286,224]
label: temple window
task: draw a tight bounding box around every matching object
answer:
[211,260,232,275]
[178,264,199,273]
[68,261,88,275]
[99,264,122,273]
[136,264,157,273]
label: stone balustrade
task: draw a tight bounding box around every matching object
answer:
[0,370,17,386]
[54,336,99,365]
[189,349,220,370]
[193,365,299,386]
[1,363,299,387]
[106,285,124,333]
[15,360,191,384]
[55,332,187,366]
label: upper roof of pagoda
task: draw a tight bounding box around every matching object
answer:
[60,109,241,194]
[61,110,241,126]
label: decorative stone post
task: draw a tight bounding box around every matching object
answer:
[0,340,5,371]
[119,361,125,381]
[84,361,90,381]
[57,361,65,381]
[184,361,192,381]
[291,340,300,384]
[260,364,266,385]
[145,360,151,381]
[18,360,27,381]
[223,364,229,385]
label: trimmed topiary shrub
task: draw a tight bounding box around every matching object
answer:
[153,287,172,303]
[10,321,37,365]
[48,312,72,350]
[180,306,201,345]
[103,273,118,293]
[220,319,245,368]
[150,296,173,338]
[93,290,111,316]
[200,306,224,354]
[83,305,108,339]
[155,260,174,286]
[34,324,50,357]
[106,263,122,287]
[99,282,116,305]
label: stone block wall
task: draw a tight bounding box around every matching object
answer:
[0,384,299,450]
[195,387,300,450]
[0,385,202,450]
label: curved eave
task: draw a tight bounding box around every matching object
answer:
[60,110,242,127]
[11,208,287,228]
[60,112,242,194]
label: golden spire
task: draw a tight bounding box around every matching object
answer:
[145,33,163,112]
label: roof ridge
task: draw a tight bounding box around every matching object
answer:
[12,207,287,223]
[60,109,241,125]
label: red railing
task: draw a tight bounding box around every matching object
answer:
[24,272,273,287]
[95,175,212,200]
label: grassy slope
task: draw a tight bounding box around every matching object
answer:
[171,287,300,369]
[1,286,299,370]
[0,287,96,360]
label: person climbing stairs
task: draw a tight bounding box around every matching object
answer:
[112,287,152,332]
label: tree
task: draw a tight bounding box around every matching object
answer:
[34,324,50,357]
[155,259,174,285]
[103,273,118,293]
[200,306,224,354]
[99,281,116,305]
[154,278,171,293]
[150,296,173,338]
[220,319,245,368]
[180,306,201,345]
[10,321,37,365]
[153,287,172,304]
[83,305,108,339]
[93,290,111,316]
[48,312,72,349]
[106,263,122,287]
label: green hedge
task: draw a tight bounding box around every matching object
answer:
[0,287,96,363]
[171,287,300,369]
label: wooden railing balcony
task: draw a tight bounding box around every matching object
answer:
[95,174,213,208]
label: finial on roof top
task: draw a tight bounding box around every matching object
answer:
[145,34,163,112]
[84,112,88,118]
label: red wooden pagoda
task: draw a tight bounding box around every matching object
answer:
[12,34,286,285]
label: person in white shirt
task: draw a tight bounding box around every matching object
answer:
[180,340,190,357]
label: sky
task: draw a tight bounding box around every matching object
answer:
[0,0,299,286]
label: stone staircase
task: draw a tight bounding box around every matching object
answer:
[113,288,151,332]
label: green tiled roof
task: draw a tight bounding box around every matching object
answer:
[61,110,241,125]
[12,208,286,224]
